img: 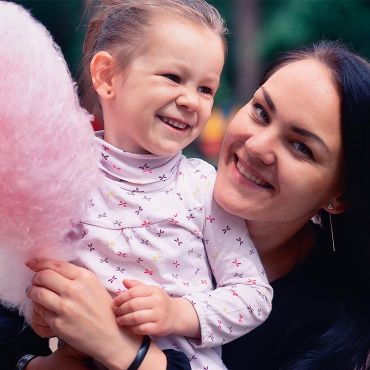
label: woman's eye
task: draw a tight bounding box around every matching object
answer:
[198,86,213,95]
[291,141,314,159]
[163,74,181,83]
[253,103,269,123]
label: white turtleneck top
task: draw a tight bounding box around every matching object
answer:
[75,132,272,370]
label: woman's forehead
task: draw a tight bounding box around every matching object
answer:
[262,59,340,119]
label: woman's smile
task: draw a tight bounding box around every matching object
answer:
[215,58,342,224]
[234,155,274,189]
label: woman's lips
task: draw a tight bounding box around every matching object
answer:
[234,155,273,189]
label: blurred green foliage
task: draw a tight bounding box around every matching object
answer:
[11,0,85,76]
[209,0,370,106]
[259,0,370,63]
[9,0,370,161]
[12,0,370,106]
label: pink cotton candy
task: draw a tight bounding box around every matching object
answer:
[0,1,101,313]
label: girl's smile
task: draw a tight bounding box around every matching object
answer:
[157,115,192,130]
[98,16,225,156]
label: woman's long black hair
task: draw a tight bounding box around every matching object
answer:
[261,40,370,370]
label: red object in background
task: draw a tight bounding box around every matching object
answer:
[91,115,103,131]
[199,108,226,163]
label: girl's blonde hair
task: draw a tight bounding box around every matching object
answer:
[80,0,228,118]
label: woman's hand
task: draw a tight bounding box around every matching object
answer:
[29,301,56,338]
[25,258,143,370]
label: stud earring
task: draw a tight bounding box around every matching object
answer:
[327,202,334,210]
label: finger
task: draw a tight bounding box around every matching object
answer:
[27,285,61,313]
[32,302,50,325]
[30,324,55,338]
[26,258,83,280]
[113,285,152,307]
[131,322,159,336]
[114,296,153,316]
[32,311,49,328]
[32,268,71,295]
[116,309,154,326]
[122,279,145,289]
[31,303,57,337]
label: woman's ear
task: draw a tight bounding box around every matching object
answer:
[90,51,115,98]
[326,195,346,215]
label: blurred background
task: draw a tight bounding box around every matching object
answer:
[11,0,370,163]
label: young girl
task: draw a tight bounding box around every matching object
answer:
[75,1,272,369]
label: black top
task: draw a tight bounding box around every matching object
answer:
[0,306,191,370]
[0,305,51,370]
[1,226,368,370]
[222,226,370,370]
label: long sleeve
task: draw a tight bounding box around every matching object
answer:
[0,305,51,370]
[185,192,273,348]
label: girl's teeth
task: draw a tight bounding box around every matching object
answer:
[236,160,268,187]
[161,116,187,129]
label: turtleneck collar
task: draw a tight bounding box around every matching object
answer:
[96,131,181,191]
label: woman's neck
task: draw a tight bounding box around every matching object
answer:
[247,220,316,282]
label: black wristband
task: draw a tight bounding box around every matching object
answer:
[127,335,151,370]
[15,354,36,370]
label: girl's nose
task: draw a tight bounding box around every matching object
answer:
[176,88,200,112]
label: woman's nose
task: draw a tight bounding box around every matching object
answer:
[245,130,277,165]
[176,88,200,112]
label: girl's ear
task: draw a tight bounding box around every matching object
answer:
[90,51,115,98]
[326,195,346,215]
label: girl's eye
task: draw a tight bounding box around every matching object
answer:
[198,86,213,95]
[163,74,181,83]
[291,141,314,159]
[253,103,269,124]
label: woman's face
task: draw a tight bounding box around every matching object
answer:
[215,59,343,225]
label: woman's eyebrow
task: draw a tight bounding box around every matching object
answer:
[290,125,329,153]
[261,87,276,113]
[260,86,329,153]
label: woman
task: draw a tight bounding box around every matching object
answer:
[219,40,370,369]
[2,40,370,369]
[1,261,190,370]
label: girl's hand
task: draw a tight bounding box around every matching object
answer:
[25,258,143,370]
[113,279,201,338]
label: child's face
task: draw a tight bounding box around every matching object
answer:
[103,17,224,155]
